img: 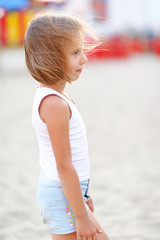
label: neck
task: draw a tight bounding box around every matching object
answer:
[39,81,66,94]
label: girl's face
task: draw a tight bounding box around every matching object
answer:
[67,32,88,81]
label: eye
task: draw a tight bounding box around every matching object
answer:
[74,50,79,55]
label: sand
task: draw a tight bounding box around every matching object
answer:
[0,48,160,240]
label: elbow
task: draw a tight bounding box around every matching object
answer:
[57,161,74,173]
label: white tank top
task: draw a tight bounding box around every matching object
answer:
[32,87,90,181]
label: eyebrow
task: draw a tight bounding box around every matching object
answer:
[71,47,82,53]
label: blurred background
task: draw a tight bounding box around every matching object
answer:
[0,1,160,240]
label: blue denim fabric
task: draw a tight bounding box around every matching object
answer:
[36,171,90,234]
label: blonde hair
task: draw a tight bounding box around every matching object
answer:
[24,11,101,85]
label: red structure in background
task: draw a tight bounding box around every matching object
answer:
[87,36,160,60]
[154,38,160,55]
[0,9,7,45]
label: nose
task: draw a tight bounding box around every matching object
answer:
[80,52,88,65]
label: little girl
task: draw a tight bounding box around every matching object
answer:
[24,11,109,240]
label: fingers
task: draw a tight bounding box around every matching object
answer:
[93,234,98,240]
[86,197,94,212]
[82,237,87,240]
[88,202,94,212]
[79,233,98,240]
[90,204,94,212]
[88,236,94,240]
[96,227,103,234]
[77,234,81,240]
[82,235,96,240]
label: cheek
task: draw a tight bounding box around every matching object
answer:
[68,55,79,72]
[68,57,74,68]
[69,61,77,70]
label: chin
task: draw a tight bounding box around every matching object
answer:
[71,76,79,82]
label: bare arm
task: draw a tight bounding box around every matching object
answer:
[39,95,101,239]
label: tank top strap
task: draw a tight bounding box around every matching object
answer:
[47,88,76,107]
[37,87,77,108]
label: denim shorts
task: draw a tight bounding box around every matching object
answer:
[36,171,90,234]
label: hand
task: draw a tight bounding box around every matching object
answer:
[76,214,102,240]
[86,197,94,212]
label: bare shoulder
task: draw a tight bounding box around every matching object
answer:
[39,95,70,123]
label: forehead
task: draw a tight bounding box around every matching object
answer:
[69,31,85,49]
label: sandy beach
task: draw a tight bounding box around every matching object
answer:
[0,48,160,240]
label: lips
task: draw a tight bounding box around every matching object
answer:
[76,69,82,73]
